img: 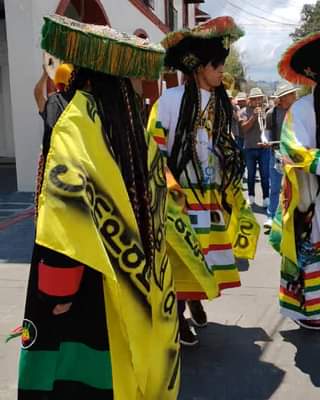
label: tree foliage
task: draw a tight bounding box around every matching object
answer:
[224,46,245,82]
[291,1,320,41]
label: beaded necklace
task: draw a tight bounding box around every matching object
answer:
[191,88,216,183]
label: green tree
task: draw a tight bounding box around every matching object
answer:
[225,47,245,80]
[224,46,246,91]
[291,1,320,40]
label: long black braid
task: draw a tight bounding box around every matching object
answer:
[67,68,154,274]
[214,84,245,191]
[168,76,245,204]
[167,77,202,190]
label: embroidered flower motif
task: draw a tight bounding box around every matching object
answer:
[21,319,38,349]
[181,53,200,71]
[304,67,317,80]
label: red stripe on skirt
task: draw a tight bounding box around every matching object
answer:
[280,286,299,301]
[188,203,220,211]
[154,136,166,145]
[305,297,320,306]
[304,271,320,280]
[177,292,208,300]
[203,243,233,255]
[219,281,241,290]
[177,282,240,300]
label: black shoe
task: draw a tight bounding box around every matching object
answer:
[188,300,208,328]
[179,316,199,346]
[294,319,320,330]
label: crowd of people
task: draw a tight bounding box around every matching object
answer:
[225,82,299,231]
[8,11,320,399]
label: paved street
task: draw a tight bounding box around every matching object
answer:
[1,194,320,399]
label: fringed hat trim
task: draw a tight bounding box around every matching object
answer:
[278,32,320,87]
[41,14,165,80]
[161,16,244,50]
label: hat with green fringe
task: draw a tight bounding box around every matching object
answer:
[278,32,320,86]
[162,16,244,74]
[41,14,165,80]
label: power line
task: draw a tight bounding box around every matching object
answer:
[240,23,292,29]
[225,0,298,26]
[239,0,299,24]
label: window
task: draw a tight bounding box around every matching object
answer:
[56,0,110,25]
[183,2,189,28]
[165,0,178,31]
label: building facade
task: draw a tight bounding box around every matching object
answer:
[0,0,208,191]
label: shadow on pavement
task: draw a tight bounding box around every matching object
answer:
[251,204,268,216]
[281,328,320,387]
[179,322,285,400]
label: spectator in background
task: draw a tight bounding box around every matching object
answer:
[227,89,241,147]
[236,91,248,110]
[34,67,48,114]
[263,82,298,230]
[240,87,270,207]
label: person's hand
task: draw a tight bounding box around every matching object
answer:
[171,189,187,212]
[282,155,295,166]
[53,302,72,316]
[253,107,262,118]
[257,142,271,148]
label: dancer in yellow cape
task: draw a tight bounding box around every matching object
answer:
[270,32,320,330]
[14,15,180,399]
[148,16,260,346]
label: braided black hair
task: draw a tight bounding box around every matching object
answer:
[168,76,244,200]
[67,68,154,274]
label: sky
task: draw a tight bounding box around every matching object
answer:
[202,0,318,82]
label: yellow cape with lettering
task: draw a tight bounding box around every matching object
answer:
[225,186,260,261]
[36,90,180,399]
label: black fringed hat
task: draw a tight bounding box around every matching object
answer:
[161,16,244,74]
[279,32,320,86]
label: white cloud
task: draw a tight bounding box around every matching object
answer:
[202,0,318,81]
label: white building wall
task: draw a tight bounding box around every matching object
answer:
[4,0,191,191]
[101,0,166,42]
[0,19,14,158]
[174,0,183,30]
[4,0,58,191]
[188,4,196,28]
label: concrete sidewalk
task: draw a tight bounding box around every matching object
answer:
[179,203,320,400]
[1,195,320,399]
[0,265,29,400]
